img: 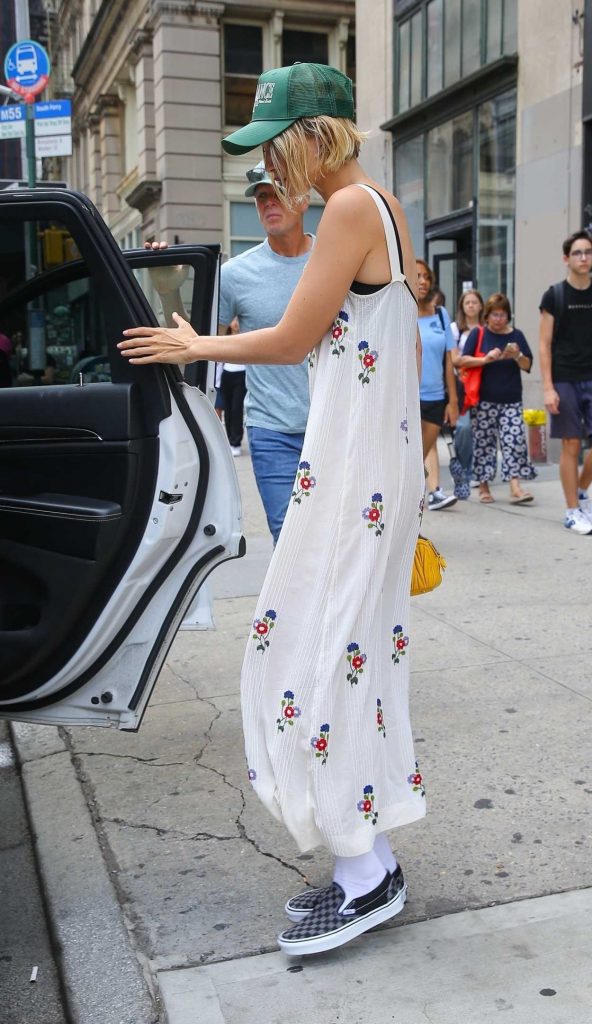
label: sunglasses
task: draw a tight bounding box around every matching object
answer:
[246,167,269,184]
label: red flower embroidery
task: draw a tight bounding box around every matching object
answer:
[316,738,327,752]
[332,326,342,340]
[412,773,422,786]
[284,706,295,719]
[363,353,375,368]
[352,655,364,670]
[369,508,380,522]
[363,799,372,812]
[300,477,312,491]
[396,638,405,650]
[256,622,268,635]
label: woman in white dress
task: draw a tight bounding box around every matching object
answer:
[120,62,425,956]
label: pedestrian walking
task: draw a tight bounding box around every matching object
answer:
[539,230,592,535]
[460,292,535,504]
[120,62,425,956]
[220,162,313,539]
[450,289,485,489]
[417,260,459,509]
[218,318,246,456]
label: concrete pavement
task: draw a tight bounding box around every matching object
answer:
[11,447,592,1023]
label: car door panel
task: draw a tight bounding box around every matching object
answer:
[0,189,242,728]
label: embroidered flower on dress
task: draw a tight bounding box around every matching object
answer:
[362,492,384,536]
[330,310,349,356]
[252,609,277,652]
[400,414,409,443]
[407,761,425,797]
[357,784,378,824]
[357,340,379,384]
[308,348,316,369]
[277,690,301,732]
[346,642,367,686]
[376,698,386,737]
[292,460,317,504]
[391,624,410,665]
[419,495,425,521]
[248,768,257,781]
[310,723,330,765]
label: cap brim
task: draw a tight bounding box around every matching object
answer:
[244,179,273,197]
[222,117,298,155]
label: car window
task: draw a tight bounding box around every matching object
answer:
[130,261,196,328]
[0,217,112,386]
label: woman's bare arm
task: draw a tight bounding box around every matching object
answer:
[119,187,417,366]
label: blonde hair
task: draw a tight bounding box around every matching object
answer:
[266,116,367,208]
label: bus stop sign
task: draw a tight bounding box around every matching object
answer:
[4,40,51,101]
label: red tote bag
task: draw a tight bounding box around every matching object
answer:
[459,326,485,415]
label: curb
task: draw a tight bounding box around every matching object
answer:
[10,721,159,1024]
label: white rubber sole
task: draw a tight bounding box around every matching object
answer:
[278,883,408,956]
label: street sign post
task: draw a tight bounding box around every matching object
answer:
[35,135,72,158]
[33,99,72,136]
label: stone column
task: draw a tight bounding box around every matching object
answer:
[96,94,122,224]
[126,30,162,227]
[87,113,102,210]
[149,0,225,244]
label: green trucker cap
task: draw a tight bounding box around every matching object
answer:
[222,62,354,156]
[244,160,274,197]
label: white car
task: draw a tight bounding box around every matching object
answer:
[0,188,243,731]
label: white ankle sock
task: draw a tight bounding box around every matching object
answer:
[333,849,387,904]
[373,832,397,874]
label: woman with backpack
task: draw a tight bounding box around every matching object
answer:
[458,292,535,504]
[417,259,459,509]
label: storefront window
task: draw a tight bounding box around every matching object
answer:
[478,89,516,301]
[462,0,481,77]
[427,0,443,97]
[444,0,461,89]
[395,0,517,113]
[395,136,425,257]
[426,109,473,220]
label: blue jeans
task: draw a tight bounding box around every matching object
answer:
[247,426,305,544]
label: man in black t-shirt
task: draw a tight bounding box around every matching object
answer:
[539,230,592,535]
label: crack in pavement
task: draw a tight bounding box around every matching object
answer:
[168,665,312,887]
[100,817,238,842]
[76,752,185,767]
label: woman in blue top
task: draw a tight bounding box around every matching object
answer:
[417,260,459,510]
[460,292,535,504]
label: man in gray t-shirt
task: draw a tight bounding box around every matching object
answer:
[218,165,314,543]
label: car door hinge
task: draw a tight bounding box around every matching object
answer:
[158,490,183,504]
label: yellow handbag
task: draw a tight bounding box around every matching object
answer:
[411,535,447,596]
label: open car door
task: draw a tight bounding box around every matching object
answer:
[0,189,243,730]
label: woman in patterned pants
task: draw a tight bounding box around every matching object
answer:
[459,292,536,504]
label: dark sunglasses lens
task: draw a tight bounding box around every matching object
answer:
[247,168,266,183]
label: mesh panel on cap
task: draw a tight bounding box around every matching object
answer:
[287,64,351,118]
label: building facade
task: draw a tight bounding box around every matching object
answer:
[46,0,354,254]
[356,0,587,401]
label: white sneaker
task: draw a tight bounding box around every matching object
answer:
[579,495,592,523]
[564,508,592,535]
[230,446,242,457]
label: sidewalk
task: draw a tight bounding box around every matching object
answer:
[12,450,592,1024]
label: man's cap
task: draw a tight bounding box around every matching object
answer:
[244,160,274,197]
[222,63,354,156]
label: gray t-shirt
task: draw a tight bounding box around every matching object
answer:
[219,237,312,434]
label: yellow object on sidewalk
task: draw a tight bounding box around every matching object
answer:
[523,409,546,426]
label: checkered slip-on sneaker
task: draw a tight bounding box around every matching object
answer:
[284,864,403,922]
[278,866,407,956]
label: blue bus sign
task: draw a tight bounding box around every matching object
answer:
[4,40,51,101]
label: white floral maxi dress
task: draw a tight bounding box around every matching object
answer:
[241,184,426,857]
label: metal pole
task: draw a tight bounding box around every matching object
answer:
[14,0,31,180]
[25,102,36,187]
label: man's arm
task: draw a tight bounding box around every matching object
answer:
[539,310,559,414]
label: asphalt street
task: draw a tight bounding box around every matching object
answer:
[10,444,592,1023]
